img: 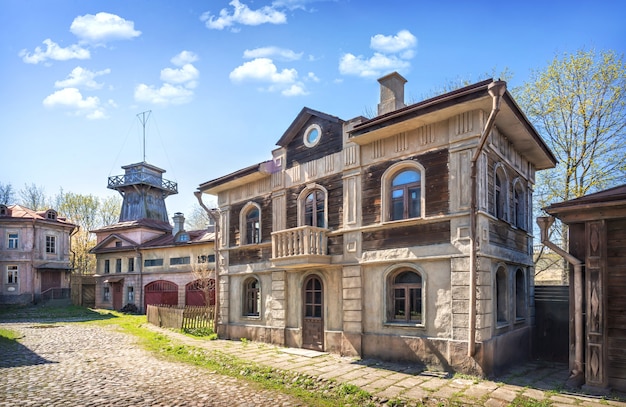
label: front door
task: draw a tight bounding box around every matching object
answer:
[302,275,324,351]
[112,283,123,310]
[40,271,61,293]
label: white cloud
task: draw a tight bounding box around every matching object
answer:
[42,87,107,119]
[134,83,194,106]
[371,30,417,54]
[70,12,141,44]
[243,46,302,61]
[339,29,417,78]
[306,72,320,82]
[160,64,199,88]
[19,39,90,64]
[339,52,411,78]
[230,58,309,97]
[171,51,198,66]
[54,66,111,89]
[230,58,297,84]
[200,0,286,31]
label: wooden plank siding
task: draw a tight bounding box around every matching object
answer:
[607,218,626,390]
[488,219,528,252]
[362,149,449,225]
[362,221,450,251]
[285,117,343,170]
[228,196,273,247]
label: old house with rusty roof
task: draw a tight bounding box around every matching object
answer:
[197,72,556,376]
[89,162,215,311]
[0,204,76,305]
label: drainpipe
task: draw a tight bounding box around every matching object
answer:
[136,248,143,312]
[194,191,220,331]
[536,216,584,386]
[468,80,507,357]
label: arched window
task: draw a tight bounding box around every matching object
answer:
[494,166,507,221]
[243,277,260,317]
[298,186,327,228]
[496,266,508,325]
[388,269,423,324]
[240,203,261,245]
[515,269,526,320]
[382,162,425,222]
[513,181,526,230]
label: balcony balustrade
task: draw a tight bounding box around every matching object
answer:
[271,226,330,268]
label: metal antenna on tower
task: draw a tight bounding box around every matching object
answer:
[137,110,152,162]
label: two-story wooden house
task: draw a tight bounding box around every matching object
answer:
[0,204,76,305]
[197,73,556,375]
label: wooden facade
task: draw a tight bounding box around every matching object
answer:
[199,73,556,376]
[544,184,626,393]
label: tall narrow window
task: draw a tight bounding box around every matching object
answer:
[388,270,423,324]
[513,182,525,230]
[103,286,110,301]
[104,259,110,274]
[7,233,18,249]
[7,265,18,285]
[244,277,260,317]
[45,236,56,254]
[515,269,526,320]
[128,258,134,272]
[115,258,122,273]
[246,208,260,244]
[496,267,508,324]
[128,286,134,302]
[304,189,325,228]
[494,167,507,221]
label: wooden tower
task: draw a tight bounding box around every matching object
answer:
[107,161,178,223]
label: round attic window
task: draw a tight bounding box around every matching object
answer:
[303,124,322,147]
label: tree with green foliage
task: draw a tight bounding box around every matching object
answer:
[514,49,626,280]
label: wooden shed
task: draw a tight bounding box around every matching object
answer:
[543,184,626,393]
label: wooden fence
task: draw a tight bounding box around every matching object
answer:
[146,304,215,331]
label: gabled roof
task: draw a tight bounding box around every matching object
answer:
[90,233,141,254]
[91,218,172,234]
[276,107,343,147]
[141,229,215,249]
[545,184,626,213]
[0,204,76,228]
[349,79,557,170]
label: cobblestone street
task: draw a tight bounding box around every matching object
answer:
[0,323,299,407]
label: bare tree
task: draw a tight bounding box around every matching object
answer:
[19,183,47,210]
[0,182,15,205]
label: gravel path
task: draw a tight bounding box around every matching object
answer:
[0,322,301,407]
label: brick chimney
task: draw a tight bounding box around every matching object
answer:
[172,212,185,236]
[377,72,407,116]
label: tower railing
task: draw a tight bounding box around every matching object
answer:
[108,170,178,195]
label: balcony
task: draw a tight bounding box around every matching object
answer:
[271,226,330,269]
[108,170,178,195]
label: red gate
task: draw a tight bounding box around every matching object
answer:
[185,279,215,306]
[144,280,178,308]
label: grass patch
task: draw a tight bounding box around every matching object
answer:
[181,326,217,339]
[509,396,553,406]
[0,327,21,340]
[0,304,113,321]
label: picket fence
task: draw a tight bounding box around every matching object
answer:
[146,304,215,331]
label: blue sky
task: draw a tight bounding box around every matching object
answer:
[1,0,625,217]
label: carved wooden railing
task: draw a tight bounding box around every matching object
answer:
[108,171,178,194]
[271,226,328,259]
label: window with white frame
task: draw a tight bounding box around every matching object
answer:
[240,203,261,245]
[128,286,134,302]
[387,267,423,324]
[7,265,18,285]
[7,232,18,249]
[45,235,56,254]
[382,162,425,222]
[243,277,260,317]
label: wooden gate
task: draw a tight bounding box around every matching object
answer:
[41,271,61,292]
[185,279,215,306]
[534,285,569,362]
[144,280,178,308]
[82,284,95,307]
[302,275,324,351]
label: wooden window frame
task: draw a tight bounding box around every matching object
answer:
[45,235,56,254]
[495,265,509,326]
[240,202,261,245]
[381,161,425,223]
[384,265,425,327]
[297,185,328,228]
[243,277,260,317]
